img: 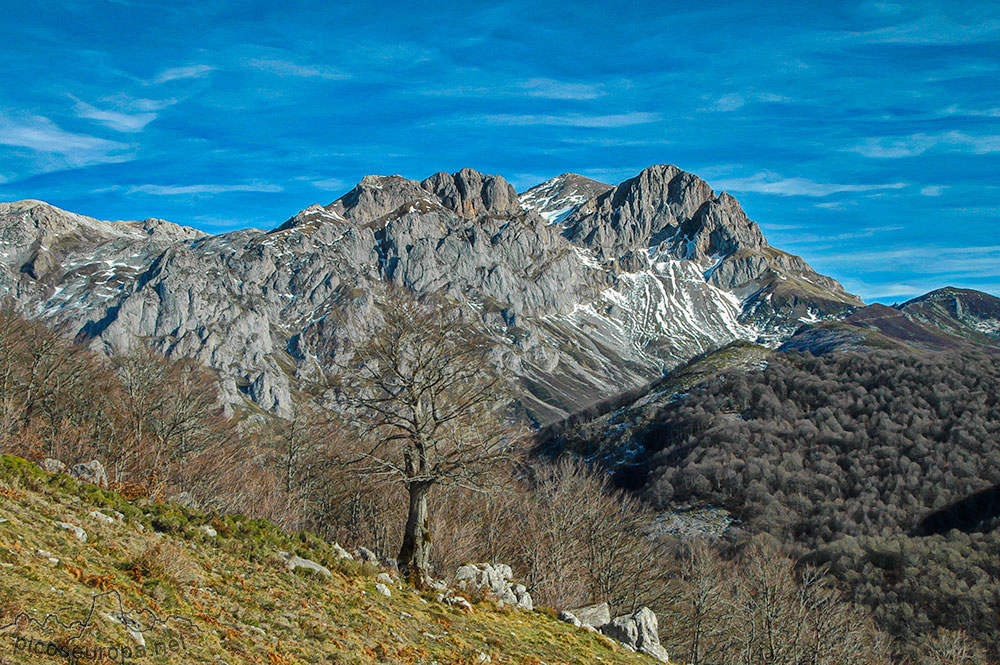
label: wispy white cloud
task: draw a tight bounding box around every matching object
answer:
[848,131,1000,158]
[0,112,129,167]
[920,185,947,197]
[307,177,350,191]
[841,7,1000,47]
[70,96,158,133]
[153,64,213,84]
[779,225,903,243]
[556,137,673,147]
[942,104,1000,118]
[188,216,265,231]
[814,200,859,210]
[421,78,605,101]
[711,172,907,197]
[844,277,1000,303]
[755,92,792,103]
[247,59,350,80]
[869,282,927,298]
[818,245,1000,280]
[702,91,792,112]
[419,85,492,97]
[867,2,905,16]
[520,78,604,100]
[758,223,805,231]
[480,112,662,128]
[128,183,283,196]
[710,93,745,112]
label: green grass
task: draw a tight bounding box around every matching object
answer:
[0,455,657,665]
[651,340,770,397]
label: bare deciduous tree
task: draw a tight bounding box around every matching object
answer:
[667,540,730,665]
[917,627,989,665]
[109,345,231,495]
[331,293,522,584]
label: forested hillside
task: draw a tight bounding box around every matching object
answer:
[561,348,1000,661]
[640,350,1000,542]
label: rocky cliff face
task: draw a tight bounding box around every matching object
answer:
[0,166,861,424]
[0,200,204,294]
[552,165,861,337]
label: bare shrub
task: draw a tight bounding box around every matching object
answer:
[124,541,201,587]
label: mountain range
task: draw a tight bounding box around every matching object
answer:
[4,164,1000,664]
[2,164,990,425]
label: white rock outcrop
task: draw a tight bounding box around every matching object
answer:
[70,460,108,487]
[57,521,87,542]
[454,562,532,610]
[566,602,611,628]
[599,607,669,663]
[279,551,332,578]
[43,458,67,474]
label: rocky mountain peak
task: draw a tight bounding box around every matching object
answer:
[1,199,119,238]
[133,217,209,241]
[562,164,740,262]
[420,168,520,219]
[317,169,520,227]
[0,199,203,240]
[519,173,611,224]
[324,175,430,224]
[0,199,50,214]
[0,162,870,423]
[900,287,1000,339]
[0,200,204,289]
[903,286,998,308]
[679,190,767,260]
[781,287,1000,354]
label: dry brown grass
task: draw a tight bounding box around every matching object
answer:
[123,541,201,587]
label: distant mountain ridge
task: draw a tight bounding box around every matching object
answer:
[541,286,1000,470]
[781,287,1000,354]
[1,165,859,423]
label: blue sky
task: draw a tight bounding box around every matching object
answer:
[1,0,998,303]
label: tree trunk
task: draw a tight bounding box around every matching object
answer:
[398,481,431,586]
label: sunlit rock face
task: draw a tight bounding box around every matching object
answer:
[0,166,859,424]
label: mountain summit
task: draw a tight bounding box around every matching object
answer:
[0,166,860,423]
[519,173,612,224]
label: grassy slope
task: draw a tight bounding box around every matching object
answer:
[0,456,655,665]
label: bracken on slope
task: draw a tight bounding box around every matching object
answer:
[0,455,660,665]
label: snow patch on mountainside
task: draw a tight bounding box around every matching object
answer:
[609,258,752,354]
[973,319,1000,335]
[519,174,611,225]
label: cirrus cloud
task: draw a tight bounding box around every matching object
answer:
[847,131,1000,158]
[711,172,908,197]
[0,112,130,168]
[128,182,283,196]
[479,112,662,128]
[70,97,158,133]
[152,64,214,84]
[246,59,350,80]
